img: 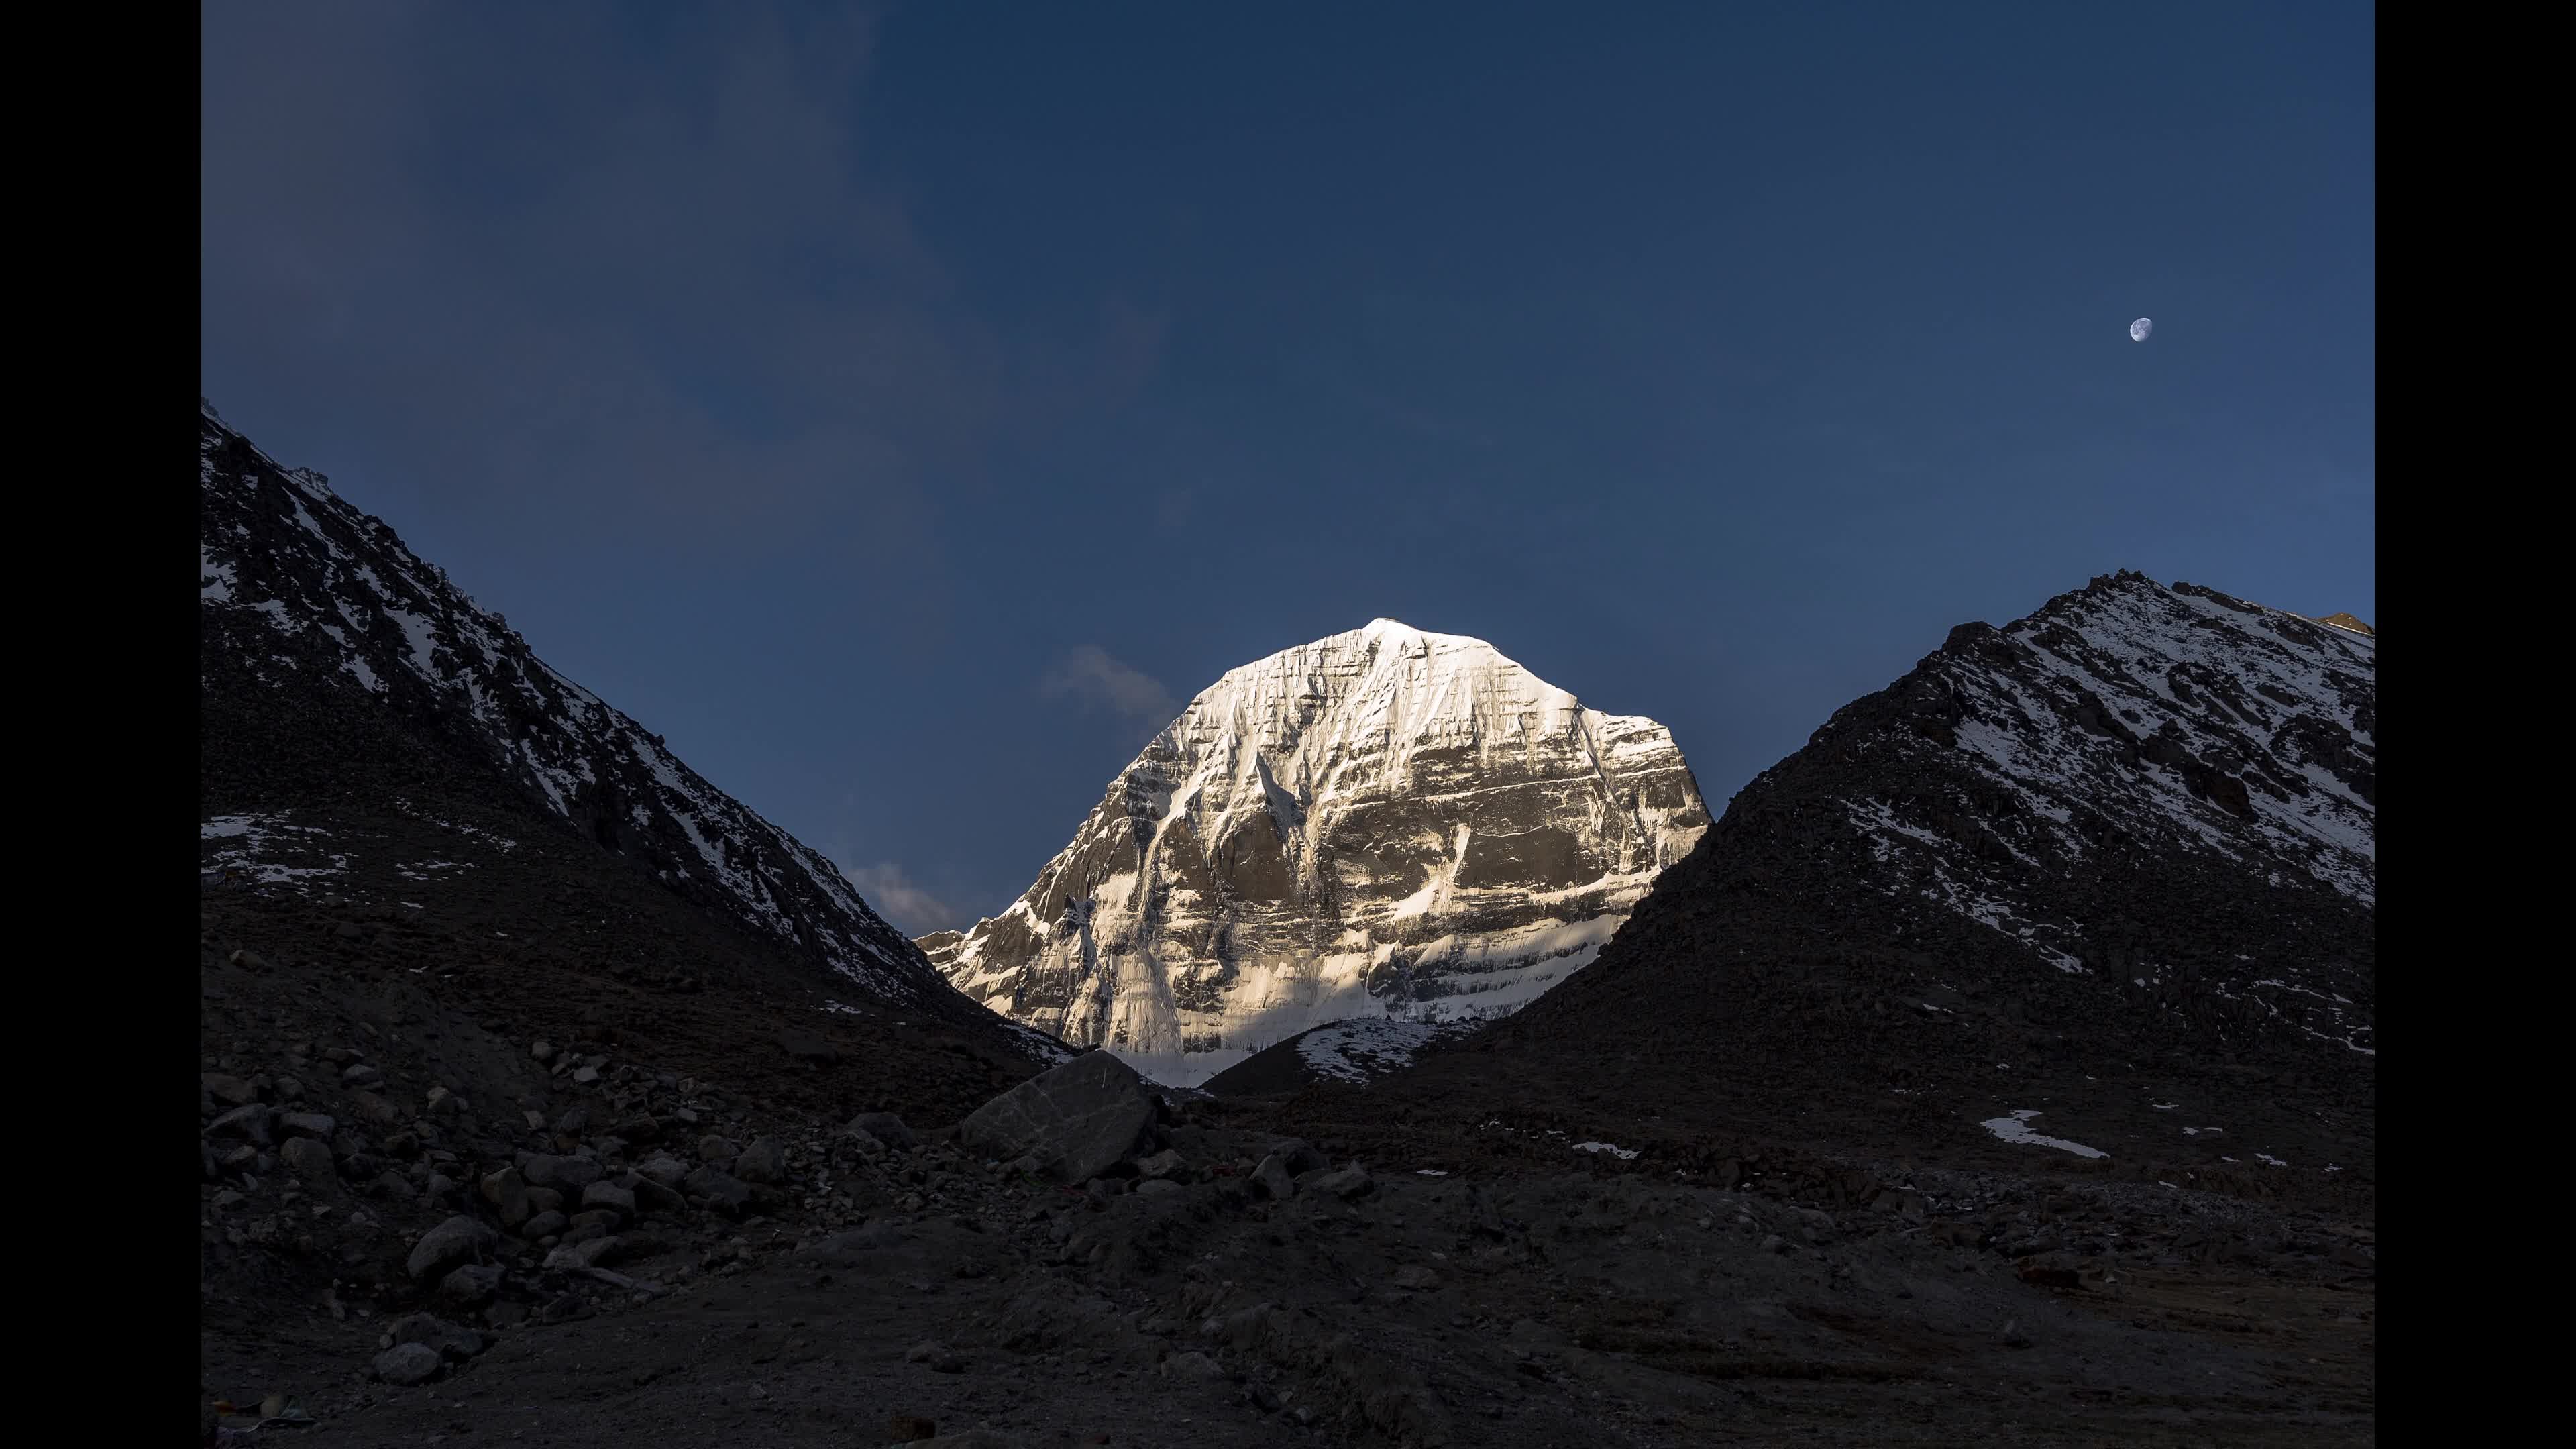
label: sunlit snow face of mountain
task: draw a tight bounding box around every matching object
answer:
[922,619,1710,1086]
[195,403,971,1014]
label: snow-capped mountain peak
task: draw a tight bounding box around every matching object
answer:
[924,621,1710,1085]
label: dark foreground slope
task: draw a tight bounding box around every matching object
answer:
[1279,574,2375,1208]
[198,405,1060,1387]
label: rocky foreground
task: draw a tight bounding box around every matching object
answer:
[203,923,2373,1447]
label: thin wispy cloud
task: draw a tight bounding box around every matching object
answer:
[841,861,956,936]
[1039,645,1179,729]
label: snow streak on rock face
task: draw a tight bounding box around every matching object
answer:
[1831,571,2375,1055]
[924,619,1710,1085]
[195,405,957,1010]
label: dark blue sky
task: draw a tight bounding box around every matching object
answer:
[201,1,2374,933]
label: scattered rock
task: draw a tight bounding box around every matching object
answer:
[279,1136,336,1180]
[733,1138,787,1185]
[1135,1178,1185,1198]
[1163,1350,1226,1381]
[207,1104,274,1145]
[439,1263,504,1307]
[684,1165,756,1216]
[2000,1318,2032,1349]
[520,1210,568,1242]
[887,1415,939,1442]
[391,1313,488,1360]
[522,1154,603,1193]
[372,1342,442,1387]
[637,1154,691,1187]
[1297,1164,1374,1200]
[1273,1139,1329,1175]
[1134,1148,1187,1180]
[847,1112,916,1150]
[696,1134,739,1164]
[631,1175,688,1217]
[1250,1153,1296,1200]
[544,1236,622,1271]
[203,1073,260,1107]
[481,1168,532,1228]
[405,1215,498,1282]
[278,1112,336,1140]
[580,1180,636,1220]
[906,1340,966,1373]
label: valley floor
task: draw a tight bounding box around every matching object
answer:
[199,881,2372,1448]
[206,1146,2374,1448]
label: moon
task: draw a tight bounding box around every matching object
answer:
[2129,317,2153,342]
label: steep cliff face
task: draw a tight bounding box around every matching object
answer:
[925,620,1709,1084]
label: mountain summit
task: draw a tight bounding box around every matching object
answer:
[923,620,1709,1084]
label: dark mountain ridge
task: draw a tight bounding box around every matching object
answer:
[1277,572,2375,1208]
[199,401,1046,1044]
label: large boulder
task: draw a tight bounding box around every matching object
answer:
[279,1136,337,1181]
[732,1138,787,1185]
[845,1112,916,1150]
[439,1263,503,1307]
[959,1052,1154,1185]
[374,1342,442,1386]
[206,1104,274,1145]
[405,1215,497,1282]
[521,1154,603,1193]
[684,1165,756,1216]
[1250,1153,1296,1200]
[580,1180,637,1221]
[480,1168,532,1228]
[390,1313,488,1361]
